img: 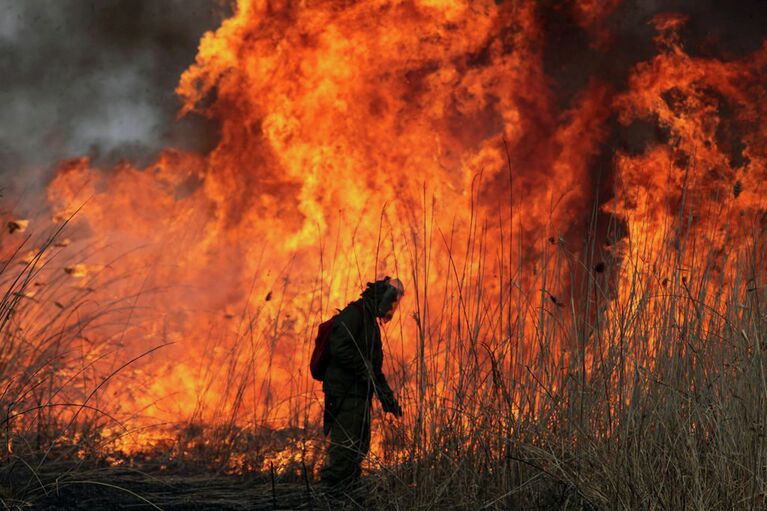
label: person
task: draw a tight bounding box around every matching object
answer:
[320,276,404,490]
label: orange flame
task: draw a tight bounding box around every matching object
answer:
[15,0,766,463]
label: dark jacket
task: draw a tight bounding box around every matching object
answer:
[322,298,394,402]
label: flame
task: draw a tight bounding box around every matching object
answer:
[6,0,764,467]
[610,15,767,354]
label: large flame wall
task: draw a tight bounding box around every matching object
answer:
[19,0,767,448]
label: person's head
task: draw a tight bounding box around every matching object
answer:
[362,276,405,322]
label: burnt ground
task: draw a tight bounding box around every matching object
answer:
[3,466,371,510]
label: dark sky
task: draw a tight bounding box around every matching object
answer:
[0,0,227,195]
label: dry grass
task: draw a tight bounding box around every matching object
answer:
[0,186,765,511]
[354,186,767,510]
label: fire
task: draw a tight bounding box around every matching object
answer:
[4,0,765,471]
[610,14,767,354]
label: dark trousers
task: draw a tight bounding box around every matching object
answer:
[320,395,371,486]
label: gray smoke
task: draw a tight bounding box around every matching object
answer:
[0,0,227,196]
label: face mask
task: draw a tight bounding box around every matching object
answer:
[377,283,400,317]
[382,296,400,323]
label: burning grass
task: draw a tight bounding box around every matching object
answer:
[0,190,764,510]
[3,0,767,508]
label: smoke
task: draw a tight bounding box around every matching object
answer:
[0,0,228,197]
[540,0,767,109]
[637,0,767,58]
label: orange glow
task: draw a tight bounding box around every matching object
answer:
[6,0,763,467]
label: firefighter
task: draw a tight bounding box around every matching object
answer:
[320,277,404,490]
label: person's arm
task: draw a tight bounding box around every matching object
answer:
[373,364,393,400]
[372,342,403,417]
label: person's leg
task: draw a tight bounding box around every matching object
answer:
[356,400,371,475]
[320,396,370,487]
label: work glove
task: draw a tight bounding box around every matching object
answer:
[380,393,403,417]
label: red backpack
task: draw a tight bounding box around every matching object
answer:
[310,302,363,381]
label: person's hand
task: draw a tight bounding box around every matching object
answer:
[381,394,403,417]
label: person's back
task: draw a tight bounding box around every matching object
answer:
[322,298,381,399]
[320,277,404,489]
